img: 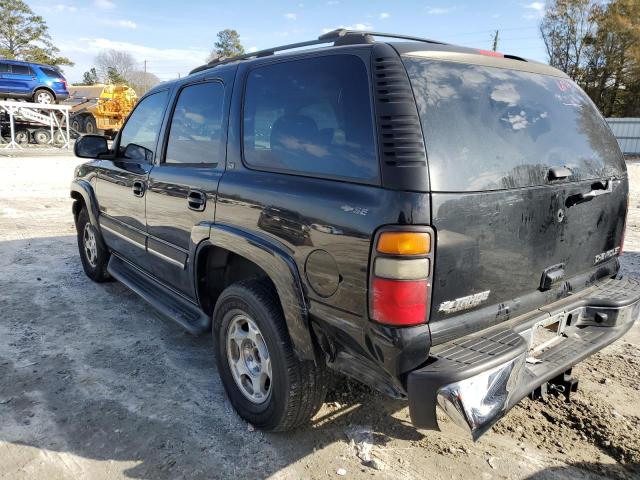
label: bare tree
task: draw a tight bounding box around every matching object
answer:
[126,70,160,95]
[540,0,600,80]
[95,49,136,84]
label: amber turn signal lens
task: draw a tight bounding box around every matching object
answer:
[377,232,431,255]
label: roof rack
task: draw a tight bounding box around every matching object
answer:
[189,29,446,75]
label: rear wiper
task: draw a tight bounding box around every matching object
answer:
[565,180,612,207]
[547,166,572,181]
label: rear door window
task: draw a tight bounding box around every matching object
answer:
[165,82,225,164]
[403,58,625,191]
[10,65,32,75]
[242,55,378,182]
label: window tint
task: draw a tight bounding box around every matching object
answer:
[403,58,624,191]
[0,63,8,73]
[41,67,62,79]
[243,55,378,181]
[11,64,32,75]
[165,82,225,164]
[119,90,169,162]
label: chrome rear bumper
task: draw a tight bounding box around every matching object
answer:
[407,276,640,440]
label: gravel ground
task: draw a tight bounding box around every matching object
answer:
[0,154,638,480]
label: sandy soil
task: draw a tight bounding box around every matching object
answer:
[0,154,638,480]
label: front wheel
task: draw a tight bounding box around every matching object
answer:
[213,279,328,431]
[75,207,110,282]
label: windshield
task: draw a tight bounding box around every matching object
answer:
[403,57,624,192]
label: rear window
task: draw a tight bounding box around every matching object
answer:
[242,55,378,182]
[403,58,624,191]
[41,67,62,79]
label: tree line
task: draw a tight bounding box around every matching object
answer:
[540,0,640,117]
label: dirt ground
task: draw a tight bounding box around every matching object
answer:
[0,153,639,480]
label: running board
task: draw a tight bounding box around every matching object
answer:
[107,254,210,335]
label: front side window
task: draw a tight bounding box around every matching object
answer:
[243,55,378,181]
[119,90,169,162]
[165,82,225,164]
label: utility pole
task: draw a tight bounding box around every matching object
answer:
[492,30,499,52]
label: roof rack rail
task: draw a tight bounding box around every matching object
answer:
[189,29,446,75]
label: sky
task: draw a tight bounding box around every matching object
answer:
[30,0,549,83]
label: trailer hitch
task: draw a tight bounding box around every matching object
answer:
[529,369,579,402]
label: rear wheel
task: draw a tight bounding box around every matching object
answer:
[213,279,328,431]
[71,117,83,134]
[75,207,110,282]
[33,89,55,104]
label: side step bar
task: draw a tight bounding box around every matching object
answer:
[107,254,210,335]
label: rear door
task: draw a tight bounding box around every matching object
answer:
[403,57,627,341]
[7,64,36,96]
[145,76,231,296]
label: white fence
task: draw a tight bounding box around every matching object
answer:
[0,101,71,149]
[606,118,640,155]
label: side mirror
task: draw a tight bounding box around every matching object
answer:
[74,135,109,158]
[123,142,154,163]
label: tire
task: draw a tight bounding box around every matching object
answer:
[213,279,328,431]
[75,207,110,282]
[14,129,29,144]
[71,117,83,134]
[33,129,51,145]
[83,116,101,135]
[33,89,55,104]
[53,130,66,145]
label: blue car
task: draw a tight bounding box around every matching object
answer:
[0,59,69,104]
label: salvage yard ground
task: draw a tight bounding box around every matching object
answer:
[0,154,639,480]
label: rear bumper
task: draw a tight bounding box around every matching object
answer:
[407,276,640,440]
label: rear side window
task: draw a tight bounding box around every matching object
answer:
[0,63,8,73]
[119,90,169,162]
[403,58,624,191]
[243,55,378,182]
[165,82,225,164]
[41,67,62,79]
[11,64,32,75]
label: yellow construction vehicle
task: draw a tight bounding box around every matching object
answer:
[65,84,137,137]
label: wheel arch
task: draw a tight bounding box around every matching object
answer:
[32,86,56,101]
[195,224,316,361]
[70,179,106,249]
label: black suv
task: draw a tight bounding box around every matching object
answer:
[71,30,639,439]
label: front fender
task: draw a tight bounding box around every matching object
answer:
[70,178,105,248]
[198,223,316,361]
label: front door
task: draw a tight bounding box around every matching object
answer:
[145,79,229,295]
[96,89,170,265]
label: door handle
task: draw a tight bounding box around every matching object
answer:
[565,180,612,207]
[187,190,206,211]
[132,180,146,197]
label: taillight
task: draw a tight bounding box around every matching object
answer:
[621,196,629,254]
[369,229,434,327]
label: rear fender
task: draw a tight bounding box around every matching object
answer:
[197,224,316,361]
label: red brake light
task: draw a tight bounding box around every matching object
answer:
[477,49,504,57]
[372,278,429,326]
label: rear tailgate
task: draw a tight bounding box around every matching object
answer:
[402,56,627,342]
